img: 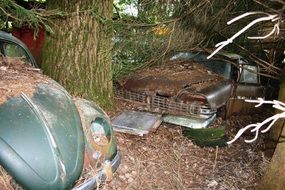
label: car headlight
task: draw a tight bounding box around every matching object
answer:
[84,117,114,168]
[179,93,207,104]
[74,98,118,170]
[189,101,202,115]
[90,117,111,146]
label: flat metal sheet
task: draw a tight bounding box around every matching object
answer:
[112,111,162,136]
[163,114,216,128]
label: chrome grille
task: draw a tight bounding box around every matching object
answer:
[115,88,215,117]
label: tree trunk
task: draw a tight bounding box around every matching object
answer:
[42,0,113,107]
[259,70,285,189]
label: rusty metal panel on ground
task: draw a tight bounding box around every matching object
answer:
[163,114,216,128]
[111,111,162,136]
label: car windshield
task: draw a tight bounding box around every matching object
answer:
[170,52,231,79]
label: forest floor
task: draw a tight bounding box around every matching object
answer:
[104,99,273,190]
[0,57,273,190]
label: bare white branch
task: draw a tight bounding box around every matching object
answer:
[227,98,285,144]
[248,23,279,39]
[207,12,279,59]
[227,11,272,25]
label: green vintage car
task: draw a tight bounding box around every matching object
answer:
[0,31,121,190]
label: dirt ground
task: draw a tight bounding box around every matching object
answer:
[0,93,272,190]
[104,99,272,190]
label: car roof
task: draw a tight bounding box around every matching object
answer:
[0,31,25,45]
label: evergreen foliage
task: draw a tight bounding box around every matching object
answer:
[0,0,63,34]
[112,0,285,81]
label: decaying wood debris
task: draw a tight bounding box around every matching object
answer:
[105,99,272,190]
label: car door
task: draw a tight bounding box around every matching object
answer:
[235,64,265,98]
[226,64,265,116]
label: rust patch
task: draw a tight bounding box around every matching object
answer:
[121,60,224,97]
[0,57,49,105]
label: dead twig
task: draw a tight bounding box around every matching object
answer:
[212,146,219,172]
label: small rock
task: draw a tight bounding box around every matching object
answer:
[119,175,126,181]
[128,155,135,162]
[208,180,218,188]
[0,66,7,71]
[164,171,170,175]
[128,177,134,183]
[125,173,131,179]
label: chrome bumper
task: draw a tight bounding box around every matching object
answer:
[73,150,121,190]
[163,114,216,128]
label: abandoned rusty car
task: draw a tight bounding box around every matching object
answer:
[115,51,269,128]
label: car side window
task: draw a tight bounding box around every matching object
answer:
[2,42,31,65]
[239,65,259,84]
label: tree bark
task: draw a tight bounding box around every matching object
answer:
[259,70,285,189]
[42,0,113,107]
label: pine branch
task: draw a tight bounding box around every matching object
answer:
[0,0,64,34]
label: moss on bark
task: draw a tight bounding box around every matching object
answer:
[42,0,113,108]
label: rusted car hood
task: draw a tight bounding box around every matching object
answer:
[121,60,232,109]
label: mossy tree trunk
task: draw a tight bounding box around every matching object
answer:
[259,70,285,189]
[42,0,113,107]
